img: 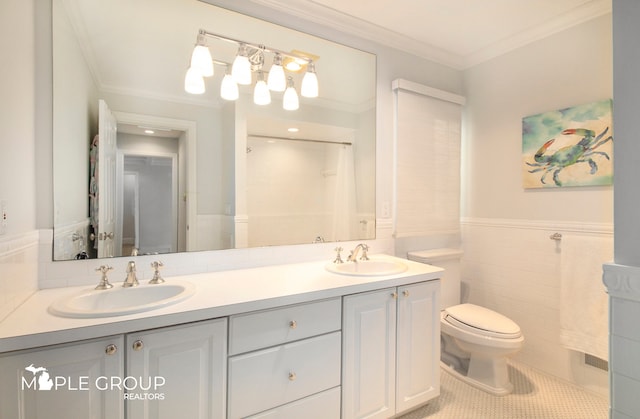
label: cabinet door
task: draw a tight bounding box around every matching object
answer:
[342,288,397,419]
[396,281,440,412]
[0,336,124,419]
[126,318,227,419]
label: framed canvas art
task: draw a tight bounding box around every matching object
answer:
[522,99,613,188]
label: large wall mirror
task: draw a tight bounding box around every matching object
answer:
[52,0,376,261]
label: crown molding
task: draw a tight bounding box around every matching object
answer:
[464,0,612,68]
[249,0,465,69]
[249,0,611,70]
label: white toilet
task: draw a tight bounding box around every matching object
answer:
[407,248,524,396]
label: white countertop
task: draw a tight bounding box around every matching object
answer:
[0,255,442,353]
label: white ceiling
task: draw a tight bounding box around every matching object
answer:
[252,0,611,69]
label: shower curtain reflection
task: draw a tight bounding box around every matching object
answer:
[331,145,357,241]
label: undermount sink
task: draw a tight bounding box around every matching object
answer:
[326,258,408,276]
[49,280,196,318]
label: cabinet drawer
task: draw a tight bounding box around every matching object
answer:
[228,331,341,419]
[229,298,341,355]
[247,386,341,419]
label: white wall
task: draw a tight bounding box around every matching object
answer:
[0,0,40,321]
[1,0,37,236]
[52,0,98,229]
[246,138,332,246]
[461,14,612,396]
[462,14,613,223]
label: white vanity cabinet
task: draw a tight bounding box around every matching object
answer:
[342,280,440,419]
[0,318,227,419]
[0,257,443,419]
[126,318,227,419]
[227,298,342,419]
[0,335,125,419]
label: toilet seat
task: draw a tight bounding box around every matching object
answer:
[444,304,522,339]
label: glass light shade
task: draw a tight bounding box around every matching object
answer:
[267,54,286,91]
[283,77,299,111]
[253,73,271,105]
[184,67,205,94]
[231,45,252,85]
[220,73,239,101]
[190,45,213,77]
[301,68,318,98]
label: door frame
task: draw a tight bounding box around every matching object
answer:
[112,111,197,251]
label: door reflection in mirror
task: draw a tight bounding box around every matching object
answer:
[115,130,180,257]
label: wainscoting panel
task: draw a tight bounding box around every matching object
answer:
[461,218,611,397]
[0,231,39,322]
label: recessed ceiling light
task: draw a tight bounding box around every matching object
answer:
[144,129,155,134]
[288,127,299,133]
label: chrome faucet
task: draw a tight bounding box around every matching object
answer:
[347,243,370,262]
[123,261,139,287]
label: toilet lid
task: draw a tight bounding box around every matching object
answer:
[444,303,522,339]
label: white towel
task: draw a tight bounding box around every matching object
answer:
[559,234,613,361]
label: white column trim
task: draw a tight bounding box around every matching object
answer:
[603,263,640,302]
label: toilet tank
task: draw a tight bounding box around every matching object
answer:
[407,248,463,309]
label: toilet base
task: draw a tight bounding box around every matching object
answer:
[440,360,514,396]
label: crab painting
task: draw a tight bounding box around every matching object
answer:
[522,100,613,188]
[526,127,613,186]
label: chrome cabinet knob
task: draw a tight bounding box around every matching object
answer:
[391,291,398,299]
[403,290,410,297]
[288,372,297,381]
[289,320,297,329]
[132,340,144,351]
[105,344,117,355]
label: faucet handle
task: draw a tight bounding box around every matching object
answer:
[149,261,165,284]
[95,265,114,290]
[333,247,344,264]
[360,244,370,261]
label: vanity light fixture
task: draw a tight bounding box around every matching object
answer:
[184,66,206,94]
[283,76,299,111]
[184,29,318,110]
[267,53,286,92]
[220,67,239,101]
[253,71,271,105]
[231,44,252,85]
[301,61,318,98]
[190,35,214,77]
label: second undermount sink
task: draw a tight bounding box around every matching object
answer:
[48,280,196,318]
[326,257,408,277]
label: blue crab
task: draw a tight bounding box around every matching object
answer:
[526,127,612,186]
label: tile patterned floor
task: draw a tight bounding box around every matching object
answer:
[398,361,608,419]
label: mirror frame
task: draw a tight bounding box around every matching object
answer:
[51,0,377,261]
